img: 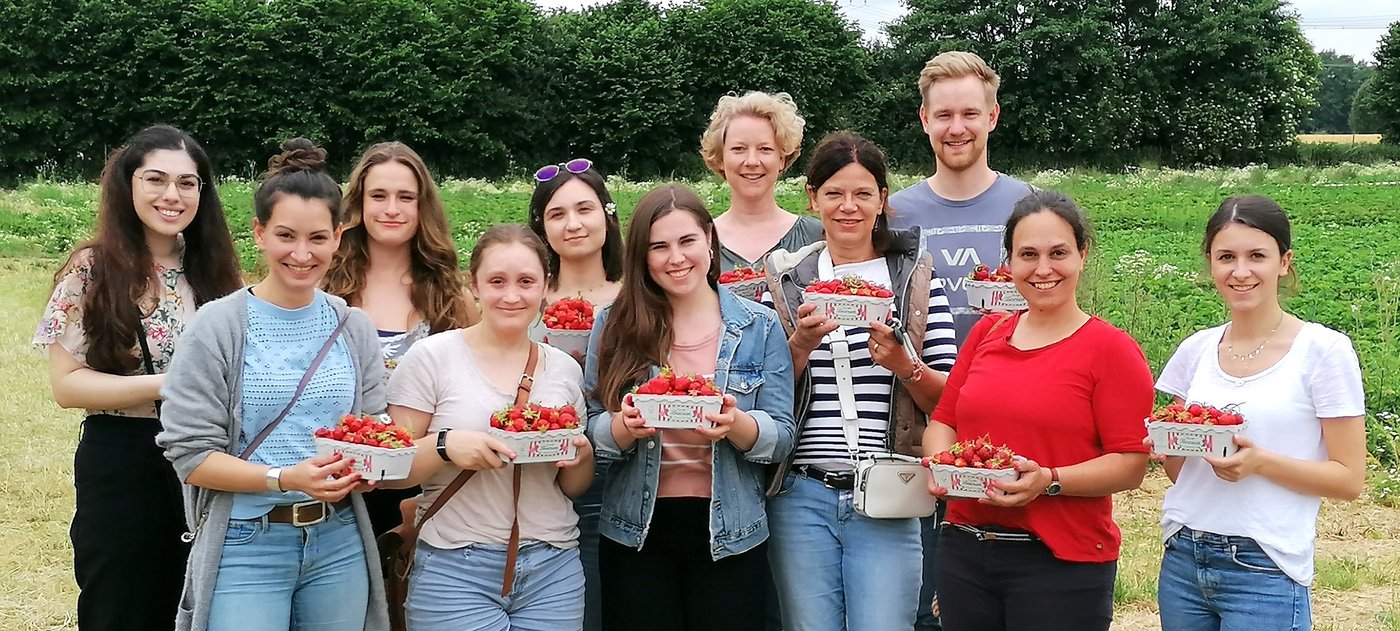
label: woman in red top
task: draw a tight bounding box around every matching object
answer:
[923,189,1153,631]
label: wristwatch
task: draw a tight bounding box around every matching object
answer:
[1043,467,1062,496]
[265,467,283,493]
[436,429,452,463]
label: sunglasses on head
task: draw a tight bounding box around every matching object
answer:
[534,158,593,182]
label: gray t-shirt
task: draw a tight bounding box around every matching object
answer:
[888,173,1030,344]
[718,214,823,271]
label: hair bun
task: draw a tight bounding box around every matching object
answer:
[266,137,327,176]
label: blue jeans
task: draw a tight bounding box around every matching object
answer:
[915,503,946,630]
[407,540,584,631]
[207,506,369,631]
[574,466,606,631]
[1158,527,1311,631]
[767,472,922,631]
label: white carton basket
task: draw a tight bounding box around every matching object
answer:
[964,280,1027,311]
[721,277,767,301]
[542,328,590,358]
[631,393,723,429]
[804,294,894,327]
[313,437,417,481]
[929,463,1020,499]
[488,426,585,464]
[1146,420,1247,458]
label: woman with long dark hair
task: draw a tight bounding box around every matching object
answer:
[35,124,242,631]
[584,184,796,631]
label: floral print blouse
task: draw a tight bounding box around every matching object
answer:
[33,249,196,418]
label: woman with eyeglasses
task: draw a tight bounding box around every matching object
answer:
[324,141,479,536]
[157,139,390,631]
[526,157,624,631]
[584,184,796,631]
[700,91,822,274]
[35,124,243,631]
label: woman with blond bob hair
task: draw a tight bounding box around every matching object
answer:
[700,91,822,273]
[324,141,479,535]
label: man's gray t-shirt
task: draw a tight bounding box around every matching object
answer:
[888,173,1030,345]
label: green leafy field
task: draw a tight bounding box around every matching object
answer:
[2,165,1399,628]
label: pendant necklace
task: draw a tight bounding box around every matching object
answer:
[1226,313,1284,363]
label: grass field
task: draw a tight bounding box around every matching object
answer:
[2,164,1399,629]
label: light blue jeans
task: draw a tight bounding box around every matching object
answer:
[207,506,369,631]
[1158,527,1312,631]
[407,540,584,631]
[767,472,923,631]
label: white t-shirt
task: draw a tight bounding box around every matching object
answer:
[387,331,585,550]
[1155,321,1365,585]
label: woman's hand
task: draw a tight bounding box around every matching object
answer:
[1204,435,1268,482]
[982,458,1051,508]
[697,394,753,444]
[614,395,657,440]
[444,429,515,470]
[279,453,362,503]
[790,302,838,355]
[866,321,917,376]
[555,437,594,469]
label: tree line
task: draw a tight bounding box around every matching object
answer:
[2,0,1398,182]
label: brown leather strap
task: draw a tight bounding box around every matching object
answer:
[499,342,537,596]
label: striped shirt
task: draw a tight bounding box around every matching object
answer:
[783,257,958,466]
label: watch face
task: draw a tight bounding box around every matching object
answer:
[1046,482,1062,496]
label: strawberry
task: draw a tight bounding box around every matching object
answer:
[967,264,1013,282]
[719,268,765,283]
[1148,402,1245,427]
[317,413,413,449]
[542,297,595,331]
[927,435,1018,470]
[490,404,582,433]
[629,367,721,398]
[802,275,894,299]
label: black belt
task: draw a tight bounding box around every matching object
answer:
[942,522,1040,542]
[795,464,854,491]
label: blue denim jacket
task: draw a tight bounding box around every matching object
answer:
[582,286,796,560]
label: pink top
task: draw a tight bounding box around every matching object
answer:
[658,326,721,499]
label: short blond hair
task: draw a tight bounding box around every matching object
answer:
[918,51,1000,107]
[699,91,806,177]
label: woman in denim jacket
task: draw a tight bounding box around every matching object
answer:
[583,183,796,631]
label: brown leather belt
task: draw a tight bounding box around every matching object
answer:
[265,499,353,527]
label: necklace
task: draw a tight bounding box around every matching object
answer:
[1226,313,1284,362]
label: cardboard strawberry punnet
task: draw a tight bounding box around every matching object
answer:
[802,275,895,327]
[313,413,418,481]
[964,264,1027,311]
[488,403,586,464]
[1145,402,1248,458]
[629,368,723,429]
[541,297,594,357]
[719,267,767,301]
[922,435,1022,498]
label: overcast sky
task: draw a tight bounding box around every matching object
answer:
[534,0,1395,62]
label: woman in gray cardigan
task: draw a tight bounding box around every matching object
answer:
[157,139,389,631]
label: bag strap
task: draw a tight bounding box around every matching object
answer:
[414,342,540,530]
[500,342,537,596]
[135,308,162,418]
[238,314,351,460]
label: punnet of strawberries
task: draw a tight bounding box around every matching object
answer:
[1149,402,1244,426]
[921,435,1018,469]
[632,367,721,397]
[314,413,414,449]
[968,264,1013,282]
[719,268,765,283]
[491,403,582,433]
[803,275,894,298]
[542,297,594,331]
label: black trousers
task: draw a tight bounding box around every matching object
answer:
[935,525,1117,631]
[360,484,421,537]
[71,415,189,631]
[599,498,768,631]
